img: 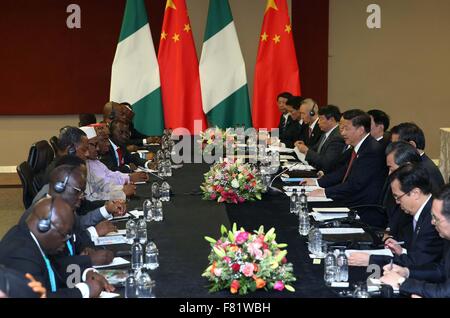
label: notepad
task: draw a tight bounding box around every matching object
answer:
[310,212,356,222]
[319,228,365,235]
[312,207,350,213]
[100,291,121,298]
[105,229,127,237]
[95,236,129,246]
[93,257,130,269]
[129,210,144,218]
[345,249,394,258]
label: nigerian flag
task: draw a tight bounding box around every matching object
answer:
[199,0,252,129]
[110,0,164,135]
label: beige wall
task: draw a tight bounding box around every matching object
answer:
[329,0,450,159]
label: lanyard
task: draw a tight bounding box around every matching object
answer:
[29,231,57,292]
[66,240,74,256]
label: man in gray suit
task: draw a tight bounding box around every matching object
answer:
[295,105,345,173]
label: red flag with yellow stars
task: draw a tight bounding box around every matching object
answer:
[158,0,207,133]
[252,0,301,129]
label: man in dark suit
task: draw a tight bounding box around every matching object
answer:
[349,164,443,268]
[298,98,323,147]
[295,105,345,174]
[121,102,161,147]
[381,184,450,298]
[100,120,152,173]
[368,109,391,150]
[276,92,293,142]
[0,266,45,298]
[0,197,113,298]
[391,122,445,193]
[306,109,387,228]
[282,96,308,148]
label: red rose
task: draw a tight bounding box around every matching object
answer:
[231,263,241,272]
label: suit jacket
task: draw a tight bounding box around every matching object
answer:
[0,265,41,298]
[421,154,445,194]
[400,241,450,297]
[304,121,323,147]
[278,114,293,141]
[318,135,387,228]
[377,132,391,151]
[100,141,147,173]
[370,198,443,268]
[305,127,345,173]
[0,223,82,298]
[281,120,307,148]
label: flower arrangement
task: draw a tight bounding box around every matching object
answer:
[202,224,296,295]
[200,159,264,204]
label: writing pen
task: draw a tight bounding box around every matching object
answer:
[389,259,393,271]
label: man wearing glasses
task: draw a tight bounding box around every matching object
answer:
[381,184,450,297]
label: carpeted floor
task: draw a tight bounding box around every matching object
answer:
[0,187,24,239]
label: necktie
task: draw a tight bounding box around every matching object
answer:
[342,150,357,183]
[308,126,313,139]
[116,147,124,165]
[43,256,57,292]
[413,218,417,232]
[317,134,327,153]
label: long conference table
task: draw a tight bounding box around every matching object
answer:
[109,162,371,298]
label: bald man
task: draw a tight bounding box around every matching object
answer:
[0,197,114,298]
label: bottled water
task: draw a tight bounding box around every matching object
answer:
[164,159,172,177]
[125,269,137,298]
[143,199,153,222]
[153,200,163,222]
[151,182,160,203]
[160,181,171,202]
[125,219,136,244]
[145,241,159,270]
[299,188,308,212]
[336,249,349,282]
[158,160,165,177]
[298,210,310,236]
[137,216,147,244]
[308,227,322,255]
[131,238,143,270]
[290,189,299,215]
[324,249,337,269]
[136,269,155,298]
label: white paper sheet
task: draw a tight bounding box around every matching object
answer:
[95,236,129,246]
[319,228,365,235]
[100,292,121,298]
[312,207,350,213]
[105,229,127,236]
[129,210,144,218]
[283,185,322,192]
[93,257,130,269]
[269,146,295,153]
[310,212,359,222]
[346,249,394,258]
[280,155,296,160]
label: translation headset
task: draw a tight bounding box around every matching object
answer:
[37,197,55,233]
[309,103,318,117]
[67,144,76,156]
[53,165,76,193]
[109,108,117,120]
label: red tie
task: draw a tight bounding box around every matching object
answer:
[116,147,124,165]
[342,150,357,183]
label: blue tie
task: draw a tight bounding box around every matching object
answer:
[66,241,74,256]
[43,256,57,292]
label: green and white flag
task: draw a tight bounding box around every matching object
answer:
[199,0,252,129]
[110,0,164,135]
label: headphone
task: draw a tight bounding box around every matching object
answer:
[53,166,76,193]
[37,197,55,233]
[109,108,117,120]
[310,103,318,117]
[67,144,76,156]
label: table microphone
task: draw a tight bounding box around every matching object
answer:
[267,162,302,195]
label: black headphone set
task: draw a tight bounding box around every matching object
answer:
[37,197,55,233]
[67,144,76,156]
[109,108,117,120]
[310,103,318,117]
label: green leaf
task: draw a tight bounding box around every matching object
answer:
[228,231,235,243]
[265,228,275,242]
[204,236,217,244]
[213,246,226,258]
[232,223,237,233]
[285,285,295,292]
[275,250,287,263]
[277,243,288,248]
[220,225,228,235]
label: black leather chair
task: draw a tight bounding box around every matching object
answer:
[27,140,54,194]
[16,161,36,209]
[49,136,61,157]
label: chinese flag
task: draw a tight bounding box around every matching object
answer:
[158,0,207,133]
[252,0,301,129]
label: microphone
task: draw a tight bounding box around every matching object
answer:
[267,162,302,195]
[138,166,165,181]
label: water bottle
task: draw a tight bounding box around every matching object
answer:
[324,248,337,269]
[160,181,170,202]
[336,249,349,282]
[151,182,160,203]
[299,188,308,212]
[298,210,310,236]
[308,227,322,255]
[158,160,165,177]
[137,216,147,244]
[164,159,172,177]
[136,269,155,298]
[145,241,159,270]
[125,269,137,298]
[153,200,163,222]
[143,199,153,222]
[131,238,143,270]
[290,189,299,215]
[125,219,136,244]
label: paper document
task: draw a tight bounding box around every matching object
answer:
[105,229,127,236]
[280,155,296,161]
[284,191,332,202]
[133,181,147,185]
[283,185,322,192]
[269,146,295,153]
[135,167,157,173]
[93,257,130,269]
[319,228,365,235]
[283,163,315,171]
[310,212,360,222]
[312,207,350,213]
[129,210,144,218]
[294,147,309,164]
[346,248,407,257]
[100,292,121,298]
[367,278,399,293]
[113,213,131,221]
[95,236,129,246]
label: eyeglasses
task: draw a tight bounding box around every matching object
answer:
[51,223,73,241]
[393,191,410,202]
[70,185,86,198]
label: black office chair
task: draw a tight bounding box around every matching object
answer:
[27,140,54,194]
[16,161,36,209]
[49,136,61,157]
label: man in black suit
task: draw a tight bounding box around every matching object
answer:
[349,164,443,268]
[381,184,450,298]
[298,98,323,147]
[368,109,391,150]
[0,197,113,298]
[100,120,152,173]
[391,122,445,193]
[306,109,387,228]
[295,105,345,174]
[121,102,161,148]
[0,266,45,298]
[282,96,308,148]
[276,92,293,142]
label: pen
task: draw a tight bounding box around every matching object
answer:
[389,259,393,271]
